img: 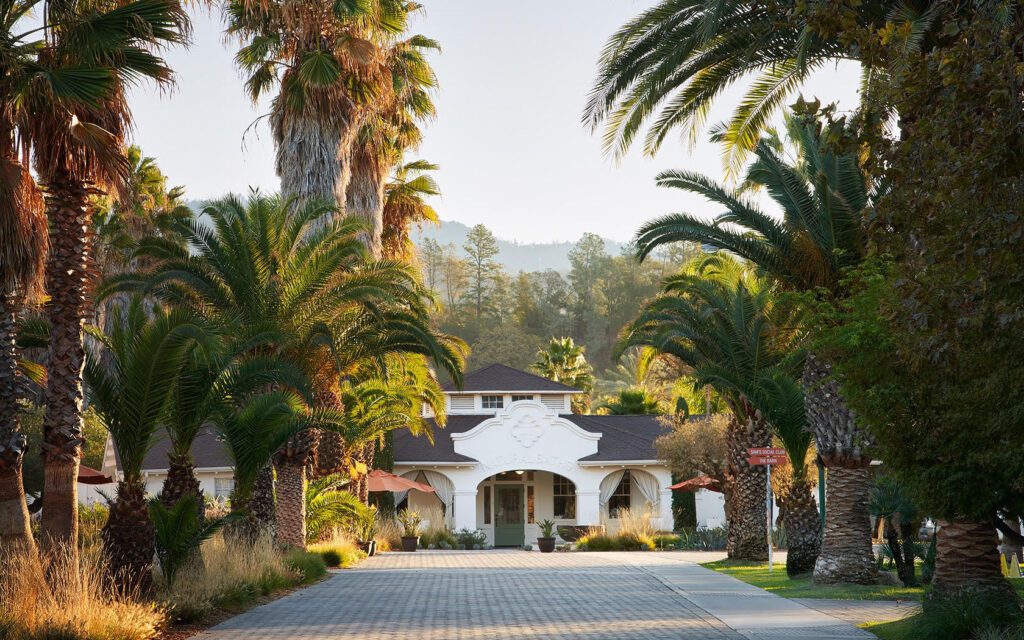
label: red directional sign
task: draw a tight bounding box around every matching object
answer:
[748,447,787,457]
[747,455,786,466]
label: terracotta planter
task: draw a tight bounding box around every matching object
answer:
[401,536,419,552]
[537,537,556,553]
[359,540,377,557]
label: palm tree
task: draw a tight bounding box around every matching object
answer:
[346,33,438,256]
[305,474,368,543]
[380,160,440,260]
[747,372,821,576]
[621,255,802,560]
[228,0,412,213]
[531,337,594,413]
[599,389,661,415]
[83,299,206,591]
[110,193,463,547]
[632,117,878,583]
[14,0,190,552]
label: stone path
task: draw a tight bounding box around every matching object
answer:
[191,550,911,640]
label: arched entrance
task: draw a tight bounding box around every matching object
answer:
[476,470,577,547]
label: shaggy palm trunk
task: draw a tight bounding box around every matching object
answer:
[274,429,316,548]
[249,464,276,535]
[932,519,1017,604]
[345,144,387,258]
[102,478,155,594]
[0,293,34,553]
[272,104,358,216]
[160,452,204,520]
[313,390,345,479]
[781,477,822,576]
[355,441,374,504]
[804,354,878,584]
[813,467,877,584]
[725,411,769,560]
[39,179,92,552]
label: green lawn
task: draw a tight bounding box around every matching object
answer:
[860,615,922,640]
[702,559,925,601]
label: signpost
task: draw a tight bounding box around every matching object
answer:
[747,447,788,573]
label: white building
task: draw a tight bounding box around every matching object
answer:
[393,364,725,546]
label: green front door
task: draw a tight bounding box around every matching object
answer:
[494,486,525,547]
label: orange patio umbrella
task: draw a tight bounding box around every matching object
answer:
[668,475,722,493]
[366,469,436,494]
[77,465,114,485]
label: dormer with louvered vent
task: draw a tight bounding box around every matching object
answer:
[441,364,581,415]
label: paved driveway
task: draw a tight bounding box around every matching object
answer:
[192,551,898,640]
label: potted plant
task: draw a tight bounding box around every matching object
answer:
[398,509,421,552]
[357,506,378,557]
[537,519,557,553]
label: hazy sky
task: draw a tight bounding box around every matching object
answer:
[127,1,861,244]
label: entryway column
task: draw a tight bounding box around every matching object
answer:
[576,490,601,526]
[453,489,478,530]
[659,488,674,530]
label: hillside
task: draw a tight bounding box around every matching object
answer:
[413,219,627,273]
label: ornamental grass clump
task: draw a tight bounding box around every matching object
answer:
[0,547,165,640]
[308,530,366,568]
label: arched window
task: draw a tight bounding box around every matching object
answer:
[608,470,631,517]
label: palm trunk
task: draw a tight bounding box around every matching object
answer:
[356,441,374,504]
[249,463,276,535]
[813,466,878,584]
[725,411,769,560]
[39,178,92,552]
[313,390,345,479]
[345,143,387,258]
[159,452,204,520]
[0,292,34,552]
[932,519,1017,604]
[781,476,822,576]
[272,104,358,216]
[274,460,306,548]
[804,353,877,584]
[102,478,155,594]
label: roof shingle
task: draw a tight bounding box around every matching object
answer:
[442,363,582,393]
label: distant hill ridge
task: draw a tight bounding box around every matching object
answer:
[413,219,627,273]
[186,200,621,274]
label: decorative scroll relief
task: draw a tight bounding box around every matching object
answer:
[511,415,544,447]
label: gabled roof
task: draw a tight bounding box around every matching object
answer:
[393,413,670,464]
[442,363,582,393]
[136,428,233,473]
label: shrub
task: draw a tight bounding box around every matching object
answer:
[78,502,109,554]
[283,549,328,585]
[375,516,402,551]
[151,494,232,585]
[616,531,655,551]
[161,533,297,622]
[318,549,342,567]
[0,546,165,640]
[916,592,1024,640]
[397,509,422,537]
[615,508,658,541]
[454,528,488,549]
[308,530,366,569]
[653,534,682,549]
[577,529,617,551]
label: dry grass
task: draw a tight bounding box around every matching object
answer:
[375,517,401,551]
[417,504,456,548]
[0,546,165,640]
[160,532,299,622]
[308,529,366,568]
[615,507,659,540]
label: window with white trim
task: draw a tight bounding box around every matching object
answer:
[482,395,504,409]
[553,474,576,519]
[608,471,631,518]
[511,394,534,403]
[214,477,234,500]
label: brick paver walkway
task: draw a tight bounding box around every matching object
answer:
[191,551,899,640]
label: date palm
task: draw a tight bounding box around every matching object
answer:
[633,117,878,583]
[621,255,802,560]
[531,337,594,413]
[111,192,463,546]
[12,0,190,552]
[228,0,412,213]
[83,299,206,592]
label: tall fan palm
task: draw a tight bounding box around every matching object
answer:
[633,117,878,583]
[621,255,803,560]
[228,0,412,212]
[13,0,190,552]
[381,159,440,260]
[346,32,438,257]
[83,299,206,592]
[109,192,464,547]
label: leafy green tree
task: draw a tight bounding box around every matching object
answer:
[598,388,660,415]
[531,337,594,413]
[633,116,877,584]
[568,233,610,349]
[461,224,502,336]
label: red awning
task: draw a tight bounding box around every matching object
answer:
[668,475,722,493]
[78,465,114,485]
[366,469,436,493]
